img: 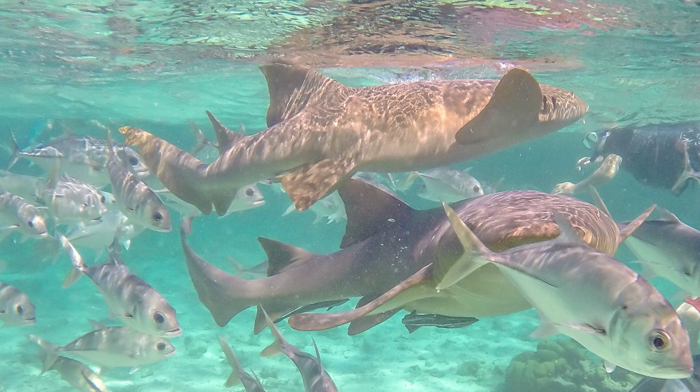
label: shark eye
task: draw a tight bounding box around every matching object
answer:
[15,305,23,315]
[245,188,255,197]
[154,311,165,324]
[157,342,166,351]
[27,221,34,228]
[650,330,671,351]
[128,156,139,166]
[153,212,163,222]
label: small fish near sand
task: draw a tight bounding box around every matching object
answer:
[30,335,109,392]
[219,336,267,391]
[32,320,175,374]
[440,202,692,379]
[61,236,181,338]
[0,282,35,327]
[582,122,700,195]
[120,61,587,214]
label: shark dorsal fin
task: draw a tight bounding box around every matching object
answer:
[260,61,351,127]
[205,111,246,153]
[339,178,416,248]
[657,207,682,223]
[258,237,317,276]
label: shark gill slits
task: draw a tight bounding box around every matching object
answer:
[551,96,557,110]
[541,95,549,114]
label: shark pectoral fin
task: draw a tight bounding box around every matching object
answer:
[118,126,213,215]
[348,309,401,336]
[181,217,254,327]
[339,178,416,248]
[288,264,433,332]
[436,202,497,290]
[455,68,542,145]
[282,157,356,212]
[212,190,238,217]
[617,204,656,243]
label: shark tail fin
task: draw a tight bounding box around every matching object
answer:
[180,216,255,326]
[119,126,218,215]
[29,335,59,374]
[59,235,88,288]
[435,202,500,290]
[260,61,351,127]
[218,336,244,388]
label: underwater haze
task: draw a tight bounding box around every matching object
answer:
[1,1,700,392]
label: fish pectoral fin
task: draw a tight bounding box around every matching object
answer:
[128,367,140,375]
[455,68,542,145]
[603,360,616,374]
[530,322,559,339]
[282,156,356,212]
[288,264,433,332]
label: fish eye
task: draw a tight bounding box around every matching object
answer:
[157,342,166,351]
[153,212,163,222]
[245,188,255,197]
[128,157,139,166]
[100,195,106,203]
[650,330,671,351]
[27,221,33,228]
[472,185,480,193]
[15,305,23,315]
[153,311,165,324]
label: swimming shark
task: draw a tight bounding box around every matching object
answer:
[179,179,649,335]
[120,61,587,214]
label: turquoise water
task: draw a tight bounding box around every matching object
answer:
[1,1,699,391]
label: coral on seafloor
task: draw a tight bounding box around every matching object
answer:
[503,339,642,392]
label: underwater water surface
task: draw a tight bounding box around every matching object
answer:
[0,1,699,392]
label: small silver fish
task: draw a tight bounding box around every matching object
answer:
[10,132,150,189]
[40,171,108,226]
[30,335,109,392]
[413,168,484,203]
[0,170,43,202]
[159,184,265,217]
[260,308,338,392]
[218,336,267,391]
[0,282,35,327]
[624,209,700,297]
[443,203,693,379]
[282,191,345,224]
[106,131,171,232]
[61,236,180,338]
[64,209,144,257]
[35,321,175,373]
[0,191,48,241]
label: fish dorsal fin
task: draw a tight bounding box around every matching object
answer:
[618,204,655,243]
[587,186,611,217]
[257,237,317,276]
[205,111,246,153]
[260,61,351,127]
[657,207,682,223]
[339,178,416,248]
[552,211,585,245]
[88,319,108,330]
[218,336,243,387]
[455,68,541,145]
[259,306,290,358]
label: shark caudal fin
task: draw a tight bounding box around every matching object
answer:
[119,126,215,215]
[180,216,255,326]
[260,61,352,128]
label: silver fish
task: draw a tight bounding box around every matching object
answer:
[64,209,144,257]
[61,236,180,338]
[36,321,175,373]
[218,336,267,391]
[624,209,700,297]
[106,131,171,232]
[261,308,338,392]
[40,171,108,226]
[0,169,43,202]
[282,191,345,224]
[403,168,484,203]
[10,132,150,189]
[0,191,48,241]
[442,203,693,379]
[159,184,265,217]
[30,335,109,392]
[0,282,35,327]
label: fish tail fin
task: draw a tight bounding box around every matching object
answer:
[58,234,88,288]
[259,306,289,357]
[217,336,243,387]
[119,126,215,215]
[29,335,59,374]
[260,61,351,127]
[6,132,22,170]
[181,216,255,326]
[436,202,500,290]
